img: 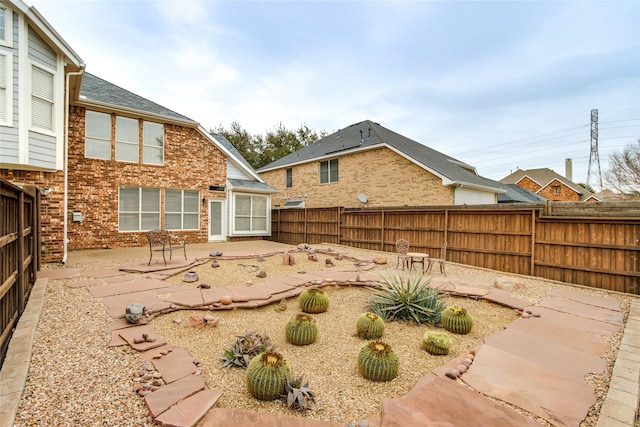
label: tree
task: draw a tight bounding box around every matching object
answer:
[211,122,325,170]
[604,140,640,196]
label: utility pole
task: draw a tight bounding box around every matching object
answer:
[586,108,602,190]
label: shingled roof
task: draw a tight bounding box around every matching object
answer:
[500,168,599,201]
[79,72,195,124]
[258,120,503,193]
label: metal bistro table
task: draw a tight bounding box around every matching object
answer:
[407,252,429,273]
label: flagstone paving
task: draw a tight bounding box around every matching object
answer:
[2,244,638,427]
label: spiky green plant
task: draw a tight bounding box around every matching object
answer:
[285,313,318,346]
[221,330,274,368]
[367,272,447,324]
[422,331,451,355]
[299,288,330,314]
[246,351,291,401]
[283,374,316,411]
[441,306,473,334]
[355,312,385,339]
[358,340,399,382]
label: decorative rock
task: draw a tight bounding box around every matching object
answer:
[445,369,459,379]
[182,270,199,282]
[298,243,310,250]
[245,280,253,286]
[256,270,267,278]
[208,317,220,327]
[258,253,265,262]
[210,251,222,257]
[125,303,146,324]
[152,354,162,360]
[308,254,318,262]
[373,255,388,264]
[211,260,220,268]
[466,353,475,360]
[493,276,526,291]
[220,295,233,305]
[188,314,207,328]
[204,314,216,322]
[325,258,335,267]
[462,358,473,367]
[457,364,468,374]
[521,312,531,318]
[335,253,344,261]
[198,283,211,289]
[358,420,370,427]
[152,379,163,386]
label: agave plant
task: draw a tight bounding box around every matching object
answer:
[367,271,447,325]
[283,374,316,411]
[221,330,274,368]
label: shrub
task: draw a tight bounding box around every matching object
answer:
[221,330,274,368]
[246,351,291,401]
[367,272,447,324]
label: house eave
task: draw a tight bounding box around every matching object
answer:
[445,180,507,194]
[74,98,199,127]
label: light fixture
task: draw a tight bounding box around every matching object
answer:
[40,187,52,196]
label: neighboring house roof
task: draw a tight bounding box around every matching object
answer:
[227,178,279,193]
[500,168,600,201]
[258,120,504,194]
[78,73,196,124]
[497,183,547,203]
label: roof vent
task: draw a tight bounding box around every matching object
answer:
[368,127,372,138]
[360,130,364,143]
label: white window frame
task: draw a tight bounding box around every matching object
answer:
[0,5,13,48]
[320,158,339,183]
[115,115,139,163]
[233,193,269,234]
[164,189,200,230]
[143,120,164,165]
[30,63,55,134]
[85,110,111,159]
[118,186,160,232]
[0,50,12,126]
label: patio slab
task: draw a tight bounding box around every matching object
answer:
[151,346,198,384]
[197,408,344,427]
[101,290,171,318]
[538,297,624,324]
[64,278,103,288]
[225,285,272,301]
[118,325,166,351]
[548,289,622,311]
[37,268,80,279]
[144,374,206,417]
[88,278,173,298]
[79,267,128,279]
[525,306,621,336]
[155,389,223,427]
[483,289,531,309]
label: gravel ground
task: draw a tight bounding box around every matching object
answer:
[12,243,632,426]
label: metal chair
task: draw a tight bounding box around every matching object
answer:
[426,242,447,275]
[395,239,410,270]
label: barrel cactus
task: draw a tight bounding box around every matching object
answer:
[357,340,399,382]
[285,313,318,346]
[299,288,330,314]
[441,306,473,334]
[246,350,291,401]
[422,331,451,355]
[355,312,385,339]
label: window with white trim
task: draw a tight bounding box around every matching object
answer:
[0,7,5,43]
[115,116,139,162]
[31,65,54,131]
[85,111,111,159]
[165,189,199,230]
[143,121,163,165]
[0,52,8,125]
[320,158,338,183]
[118,187,160,231]
[234,194,268,233]
[0,5,11,47]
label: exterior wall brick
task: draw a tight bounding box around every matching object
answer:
[260,147,454,208]
[65,105,228,252]
[536,179,580,201]
[516,177,542,193]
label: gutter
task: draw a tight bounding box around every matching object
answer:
[62,65,86,264]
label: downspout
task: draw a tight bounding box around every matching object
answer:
[62,65,86,265]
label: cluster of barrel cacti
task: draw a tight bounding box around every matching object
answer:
[299,288,330,313]
[422,331,451,355]
[285,313,318,346]
[355,312,385,339]
[357,340,399,382]
[441,306,474,334]
[246,350,292,401]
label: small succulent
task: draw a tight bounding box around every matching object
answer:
[246,351,291,401]
[422,331,451,355]
[283,374,316,411]
[355,312,385,339]
[299,288,330,314]
[441,306,473,334]
[221,330,274,368]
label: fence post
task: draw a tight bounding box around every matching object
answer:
[17,192,25,314]
[381,210,385,251]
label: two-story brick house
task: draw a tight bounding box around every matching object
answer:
[258,120,505,209]
[1,0,276,263]
[500,168,599,202]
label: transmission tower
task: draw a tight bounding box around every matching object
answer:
[586,108,602,190]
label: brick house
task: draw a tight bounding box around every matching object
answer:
[257,120,505,209]
[0,0,276,263]
[500,168,600,202]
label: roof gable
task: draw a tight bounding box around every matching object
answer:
[501,168,600,201]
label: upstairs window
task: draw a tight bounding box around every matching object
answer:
[320,159,339,183]
[143,121,164,165]
[165,189,199,230]
[0,6,11,47]
[85,111,111,159]
[0,52,8,125]
[31,65,54,132]
[0,7,5,42]
[115,116,139,162]
[286,168,292,188]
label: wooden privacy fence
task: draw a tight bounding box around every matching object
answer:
[0,178,39,365]
[269,204,640,295]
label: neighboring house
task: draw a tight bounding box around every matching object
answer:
[500,168,600,202]
[0,0,276,263]
[257,120,505,209]
[497,183,547,204]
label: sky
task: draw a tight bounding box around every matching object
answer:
[29,0,640,188]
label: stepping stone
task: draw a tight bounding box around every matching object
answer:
[108,330,127,347]
[538,297,624,324]
[526,306,621,336]
[448,283,490,297]
[198,407,344,427]
[201,288,236,306]
[154,389,223,427]
[380,373,541,427]
[101,290,171,318]
[309,270,359,282]
[118,325,166,351]
[88,278,173,298]
[462,343,598,427]
[37,268,80,279]
[225,285,272,301]
[110,317,149,330]
[151,346,198,383]
[158,288,206,308]
[548,289,622,311]
[144,374,206,417]
[80,267,127,278]
[482,289,531,309]
[105,275,136,284]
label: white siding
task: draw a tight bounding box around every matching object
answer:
[454,187,496,205]
[227,159,251,180]
[28,129,56,168]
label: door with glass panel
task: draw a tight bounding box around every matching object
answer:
[208,199,225,241]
